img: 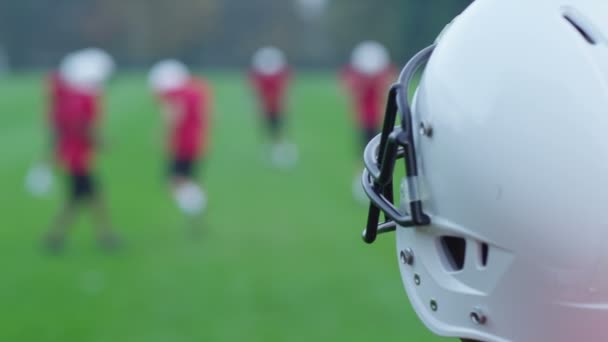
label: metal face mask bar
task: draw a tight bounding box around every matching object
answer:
[361,45,435,244]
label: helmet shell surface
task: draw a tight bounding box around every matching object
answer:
[397,0,608,341]
[59,48,114,92]
[351,41,390,76]
[149,60,190,94]
[252,46,287,76]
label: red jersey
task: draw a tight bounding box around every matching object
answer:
[249,68,290,115]
[48,72,100,175]
[340,66,395,130]
[159,78,211,161]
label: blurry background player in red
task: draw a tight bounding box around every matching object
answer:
[340,41,395,202]
[249,46,298,169]
[148,60,211,218]
[44,48,120,252]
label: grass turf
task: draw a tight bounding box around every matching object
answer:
[0,72,449,342]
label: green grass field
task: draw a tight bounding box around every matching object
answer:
[0,73,448,342]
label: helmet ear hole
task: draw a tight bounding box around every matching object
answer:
[480,242,489,267]
[439,236,466,272]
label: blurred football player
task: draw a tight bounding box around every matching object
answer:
[249,46,298,169]
[148,60,211,217]
[44,48,120,252]
[360,0,608,341]
[340,41,395,202]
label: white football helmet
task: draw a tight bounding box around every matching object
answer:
[148,59,190,94]
[350,41,390,76]
[361,0,608,341]
[60,48,114,92]
[252,46,287,76]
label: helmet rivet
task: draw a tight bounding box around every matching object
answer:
[470,308,487,325]
[414,274,421,285]
[400,248,414,265]
[419,122,433,137]
[430,299,438,312]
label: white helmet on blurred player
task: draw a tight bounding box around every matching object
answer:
[350,41,390,76]
[78,48,115,82]
[60,48,114,92]
[361,0,608,341]
[252,46,287,76]
[148,59,190,94]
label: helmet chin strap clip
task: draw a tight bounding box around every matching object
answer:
[362,45,435,244]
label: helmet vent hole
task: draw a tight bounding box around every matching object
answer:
[480,242,489,267]
[439,236,466,272]
[562,8,602,45]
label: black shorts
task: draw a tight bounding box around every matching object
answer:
[69,173,96,200]
[170,159,198,178]
[266,113,282,137]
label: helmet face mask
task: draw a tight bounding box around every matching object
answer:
[361,44,434,244]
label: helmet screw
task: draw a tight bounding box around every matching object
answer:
[470,308,487,325]
[430,299,438,312]
[419,122,433,137]
[400,248,414,265]
[414,274,421,286]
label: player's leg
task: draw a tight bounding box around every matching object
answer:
[267,113,298,169]
[89,192,120,250]
[91,195,121,250]
[43,173,83,252]
[170,159,206,216]
[169,158,194,190]
[267,112,282,143]
[44,202,78,252]
[74,174,120,250]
